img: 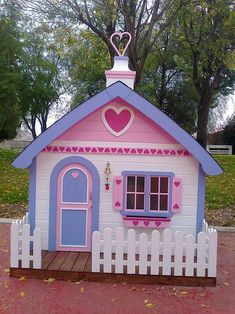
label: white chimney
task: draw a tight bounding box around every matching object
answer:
[105,56,136,89]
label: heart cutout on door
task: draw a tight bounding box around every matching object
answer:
[101,105,134,136]
[71,172,79,179]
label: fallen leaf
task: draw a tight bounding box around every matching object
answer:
[20,292,25,297]
[80,287,84,293]
[144,299,149,304]
[223,282,229,286]
[111,298,118,302]
[44,277,55,284]
[179,291,188,295]
[4,269,9,274]
[141,288,147,291]
[145,303,155,309]
[18,276,26,281]
[201,304,208,308]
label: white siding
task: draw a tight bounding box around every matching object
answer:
[35,141,199,250]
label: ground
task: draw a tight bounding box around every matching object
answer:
[0,223,234,314]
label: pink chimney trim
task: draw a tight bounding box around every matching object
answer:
[105,70,136,79]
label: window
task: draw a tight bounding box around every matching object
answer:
[122,172,173,218]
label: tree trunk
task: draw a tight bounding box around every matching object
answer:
[196,91,210,148]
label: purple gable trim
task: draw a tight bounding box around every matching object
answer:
[12,81,223,176]
[28,158,36,234]
[196,165,206,235]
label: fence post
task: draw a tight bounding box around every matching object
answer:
[10,222,19,268]
[115,227,124,274]
[33,228,41,269]
[92,231,100,272]
[127,229,136,274]
[208,229,217,277]
[22,224,30,268]
[162,229,172,275]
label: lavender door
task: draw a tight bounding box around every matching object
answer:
[56,164,92,251]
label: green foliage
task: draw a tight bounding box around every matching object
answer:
[70,31,111,106]
[0,14,22,141]
[0,148,28,203]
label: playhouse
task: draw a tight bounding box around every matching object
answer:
[10,33,222,285]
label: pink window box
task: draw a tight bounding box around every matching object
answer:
[123,216,171,228]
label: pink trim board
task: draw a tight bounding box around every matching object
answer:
[42,145,191,157]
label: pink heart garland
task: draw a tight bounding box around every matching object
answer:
[110,32,132,56]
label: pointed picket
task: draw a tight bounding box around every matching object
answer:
[174,231,183,276]
[127,229,136,274]
[33,228,42,269]
[10,222,19,268]
[103,228,112,273]
[162,229,172,275]
[185,235,194,276]
[208,230,217,277]
[150,230,160,275]
[197,232,206,277]
[92,231,101,272]
[139,233,148,274]
[22,224,30,268]
[115,227,124,273]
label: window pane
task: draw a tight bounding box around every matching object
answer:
[127,176,135,192]
[160,177,168,193]
[151,177,158,193]
[150,195,158,210]
[137,177,145,192]
[136,194,144,210]
[160,195,168,210]
[127,194,135,209]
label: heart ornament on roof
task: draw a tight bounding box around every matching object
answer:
[101,105,134,136]
[110,32,132,56]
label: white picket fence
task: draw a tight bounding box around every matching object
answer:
[92,220,217,277]
[10,213,42,269]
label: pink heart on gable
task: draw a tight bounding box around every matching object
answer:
[102,106,134,136]
[71,172,79,179]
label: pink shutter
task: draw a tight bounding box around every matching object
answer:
[113,176,123,211]
[172,177,182,213]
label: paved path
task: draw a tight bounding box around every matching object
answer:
[0,224,234,314]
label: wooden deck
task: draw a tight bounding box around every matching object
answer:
[10,251,216,286]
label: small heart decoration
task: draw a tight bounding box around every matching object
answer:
[72,147,77,152]
[174,181,180,187]
[155,221,161,227]
[144,221,149,226]
[137,149,143,153]
[71,172,79,179]
[98,147,104,152]
[116,180,121,185]
[173,204,179,209]
[66,147,71,152]
[115,201,121,207]
[110,32,132,56]
[133,221,139,226]
[53,147,58,152]
[151,149,156,155]
[59,146,65,152]
[92,148,97,152]
[79,147,84,152]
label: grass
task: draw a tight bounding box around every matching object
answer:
[0,148,234,224]
[206,155,235,210]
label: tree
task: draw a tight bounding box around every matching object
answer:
[18,0,187,84]
[175,0,235,147]
[0,2,22,141]
[222,114,235,154]
[18,26,68,138]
